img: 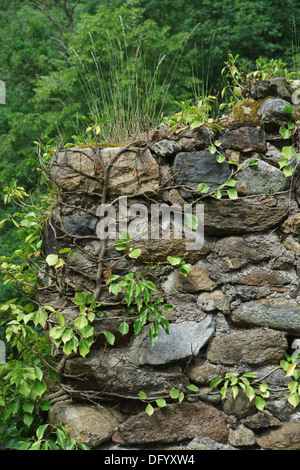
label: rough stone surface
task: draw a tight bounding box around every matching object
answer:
[175,266,216,293]
[197,290,230,313]
[223,390,256,418]
[219,126,266,153]
[173,150,231,194]
[231,298,300,334]
[138,317,215,365]
[256,423,300,450]
[258,98,295,129]
[202,199,288,235]
[229,425,256,447]
[112,402,229,445]
[214,234,281,271]
[187,436,232,450]
[50,147,159,195]
[281,213,300,234]
[150,139,181,156]
[235,158,288,196]
[252,78,292,102]
[207,329,287,365]
[48,403,124,448]
[187,362,223,385]
[242,411,281,429]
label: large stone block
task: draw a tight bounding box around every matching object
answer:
[138,317,215,365]
[50,147,160,195]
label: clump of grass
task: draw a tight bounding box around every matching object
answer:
[59,17,203,144]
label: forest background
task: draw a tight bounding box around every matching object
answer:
[0,0,300,305]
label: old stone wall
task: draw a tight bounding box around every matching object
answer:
[39,77,300,450]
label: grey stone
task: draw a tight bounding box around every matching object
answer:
[187,436,232,450]
[202,199,288,235]
[219,126,266,153]
[173,150,231,195]
[197,290,230,313]
[139,317,215,365]
[61,210,98,236]
[231,298,300,334]
[150,139,181,157]
[252,78,292,102]
[229,425,256,447]
[48,402,124,448]
[207,329,287,365]
[50,147,159,195]
[223,390,256,418]
[112,402,229,445]
[235,158,289,196]
[258,98,295,129]
[256,423,300,450]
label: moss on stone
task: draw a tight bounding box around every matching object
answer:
[230,97,269,124]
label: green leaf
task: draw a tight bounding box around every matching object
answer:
[23,413,34,428]
[284,104,294,114]
[282,146,294,159]
[255,396,266,411]
[156,398,167,408]
[288,393,300,408]
[23,402,34,414]
[167,255,181,266]
[246,385,255,402]
[227,188,238,199]
[138,391,147,400]
[128,249,141,259]
[40,400,51,411]
[225,178,238,187]
[36,424,49,440]
[145,403,154,416]
[33,379,47,397]
[216,154,226,163]
[214,189,222,199]
[170,388,180,399]
[279,126,291,139]
[74,292,87,306]
[232,385,239,399]
[46,254,58,266]
[103,331,115,345]
[185,213,198,230]
[278,156,290,169]
[74,315,88,329]
[79,339,90,357]
[197,183,210,193]
[186,384,199,392]
[286,363,297,377]
[55,312,65,327]
[118,321,129,335]
[283,165,294,177]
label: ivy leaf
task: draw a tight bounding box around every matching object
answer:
[128,249,141,259]
[288,393,300,408]
[286,363,297,377]
[156,398,167,408]
[169,388,180,398]
[185,213,198,230]
[186,384,199,392]
[74,292,87,306]
[255,396,265,411]
[227,188,238,199]
[118,321,129,335]
[46,254,58,266]
[138,391,147,400]
[145,403,154,416]
[167,256,181,266]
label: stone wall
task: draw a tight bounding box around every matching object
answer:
[39,77,300,450]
